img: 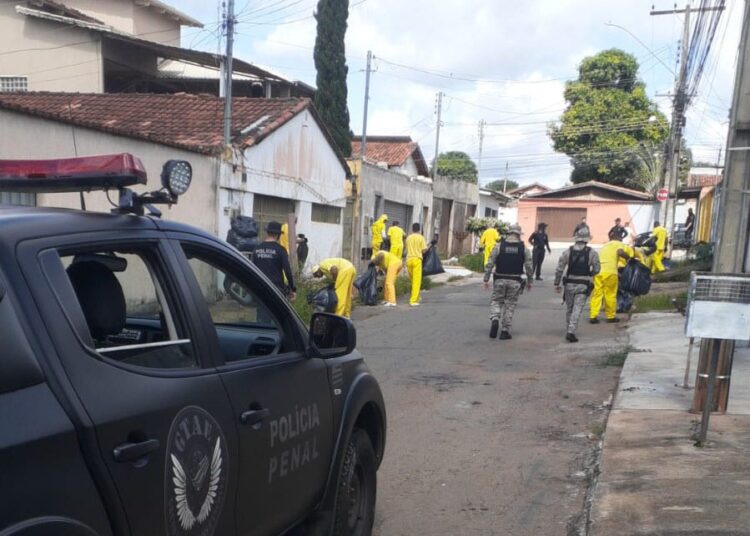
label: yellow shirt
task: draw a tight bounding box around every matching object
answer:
[599,240,626,275]
[319,258,354,277]
[280,223,289,253]
[480,228,500,249]
[652,226,667,250]
[374,251,400,270]
[388,226,405,247]
[617,244,636,269]
[371,217,387,244]
[405,233,428,259]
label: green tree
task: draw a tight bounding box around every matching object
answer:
[549,49,669,190]
[484,179,519,192]
[313,0,352,156]
[433,151,478,183]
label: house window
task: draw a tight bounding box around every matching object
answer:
[0,76,28,92]
[0,192,35,207]
[252,194,295,235]
[311,203,341,224]
[484,207,497,218]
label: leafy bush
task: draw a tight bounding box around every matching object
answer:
[466,217,509,236]
[459,253,485,273]
[291,278,328,324]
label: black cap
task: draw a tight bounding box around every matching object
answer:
[266,221,283,234]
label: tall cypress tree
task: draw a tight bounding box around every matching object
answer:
[313,0,352,156]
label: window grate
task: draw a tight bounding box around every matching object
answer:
[693,276,750,304]
[0,76,28,92]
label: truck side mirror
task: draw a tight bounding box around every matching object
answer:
[309,313,356,358]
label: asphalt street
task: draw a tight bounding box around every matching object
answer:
[353,254,626,535]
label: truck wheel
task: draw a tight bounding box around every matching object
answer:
[332,429,376,536]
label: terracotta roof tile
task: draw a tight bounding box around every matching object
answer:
[351,135,429,176]
[0,92,313,155]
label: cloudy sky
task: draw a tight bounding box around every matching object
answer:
[178,0,741,188]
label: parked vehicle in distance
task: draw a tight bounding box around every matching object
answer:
[0,154,386,536]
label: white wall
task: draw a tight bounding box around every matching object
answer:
[0,110,219,236]
[0,3,103,92]
[626,202,660,238]
[221,110,349,268]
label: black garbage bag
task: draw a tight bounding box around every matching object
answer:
[354,266,379,306]
[422,246,445,276]
[620,259,651,296]
[381,237,391,252]
[227,216,260,253]
[617,288,635,313]
[307,285,338,313]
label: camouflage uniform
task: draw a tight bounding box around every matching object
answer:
[484,235,533,332]
[555,238,601,337]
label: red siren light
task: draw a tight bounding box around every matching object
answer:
[0,153,147,193]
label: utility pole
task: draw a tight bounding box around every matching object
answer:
[431,91,443,180]
[360,50,373,159]
[477,119,486,183]
[222,0,235,148]
[503,161,509,193]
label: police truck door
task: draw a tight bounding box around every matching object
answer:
[174,239,334,536]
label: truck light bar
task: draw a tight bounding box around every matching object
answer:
[0,154,147,193]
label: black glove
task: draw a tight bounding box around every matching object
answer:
[430,239,438,246]
[368,261,376,268]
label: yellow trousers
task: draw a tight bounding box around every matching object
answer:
[651,249,665,274]
[384,258,403,304]
[333,266,356,318]
[390,244,403,259]
[483,245,494,268]
[372,241,382,255]
[590,272,618,320]
[406,257,422,305]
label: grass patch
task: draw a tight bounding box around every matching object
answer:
[447,275,464,283]
[589,423,605,438]
[633,291,687,313]
[654,257,712,283]
[291,278,329,324]
[459,253,484,273]
[602,345,635,367]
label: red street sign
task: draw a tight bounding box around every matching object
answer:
[657,188,668,202]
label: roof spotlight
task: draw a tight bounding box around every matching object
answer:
[161,160,192,197]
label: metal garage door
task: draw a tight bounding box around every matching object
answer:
[384,200,412,228]
[536,207,587,241]
[253,194,296,236]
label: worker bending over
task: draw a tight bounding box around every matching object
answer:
[650,220,668,273]
[479,224,500,268]
[371,214,388,255]
[555,228,600,343]
[590,230,631,323]
[312,258,357,318]
[483,224,533,340]
[405,223,430,306]
[388,220,405,259]
[371,250,403,307]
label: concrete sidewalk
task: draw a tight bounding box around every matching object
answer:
[591,312,750,535]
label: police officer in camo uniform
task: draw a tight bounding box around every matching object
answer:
[484,224,533,340]
[554,228,601,343]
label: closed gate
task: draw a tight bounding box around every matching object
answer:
[536,207,587,241]
[384,200,413,228]
[252,194,296,236]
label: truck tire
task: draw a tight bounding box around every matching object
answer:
[332,429,376,536]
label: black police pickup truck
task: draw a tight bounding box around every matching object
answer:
[0,154,386,536]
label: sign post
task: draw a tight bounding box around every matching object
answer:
[656,187,669,203]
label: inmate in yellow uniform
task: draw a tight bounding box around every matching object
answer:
[479,227,500,267]
[650,224,668,274]
[279,223,290,253]
[318,258,356,318]
[388,224,405,259]
[373,251,403,305]
[590,240,625,320]
[405,232,428,305]
[371,214,388,254]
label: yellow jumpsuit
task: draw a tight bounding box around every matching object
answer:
[590,240,624,320]
[388,225,405,258]
[319,258,356,318]
[405,233,427,305]
[371,215,388,254]
[374,251,403,305]
[650,226,668,273]
[280,223,290,253]
[479,227,500,267]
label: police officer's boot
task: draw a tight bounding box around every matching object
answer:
[499,330,511,340]
[566,332,578,343]
[489,319,499,338]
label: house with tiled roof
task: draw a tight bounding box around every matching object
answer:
[0,92,351,264]
[351,136,430,178]
[0,0,312,98]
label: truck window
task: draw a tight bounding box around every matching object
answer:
[181,247,293,363]
[59,248,197,370]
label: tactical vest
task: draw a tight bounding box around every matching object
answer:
[567,246,591,277]
[495,240,524,275]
